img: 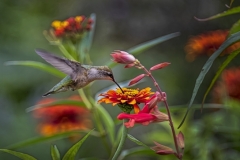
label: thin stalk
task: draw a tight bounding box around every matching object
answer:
[136,60,181,158]
[58,44,75,60]
[111,120,128,160]
[92,107,111,154]
[79,90,111,153]
[78,89,92,109]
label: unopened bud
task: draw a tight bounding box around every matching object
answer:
[111,50,136,64]
[150,62,170,71]
[128,74,146,86]
[177,131,185,150]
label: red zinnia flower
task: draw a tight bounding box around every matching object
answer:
[117,92,168,128]
[185,30,240,61]
[33,96,91,136]
[213,67,240,102]
[98,87,154,113]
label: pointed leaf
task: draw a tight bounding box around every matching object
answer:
[5,61,65,78]
[195,6,240,21]
[107,32,180,68]
[79,13,96,63]
[7,130,99,150]
[178,31,240,129]
[202,48,240,110]
[127,134,149,148]
[119,147,156,160]
[26,100,86,112]
[229,19,240,35]
[62,129,93,160]
[127,32,180,55]
[128,74,146,86]
[150,62,170,71]
[51,145,60,160]
[0,149,37,160]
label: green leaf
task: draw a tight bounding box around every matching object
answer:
[96,104,115,145]
[51,145,61,160]
[127,134,149,148]
[107,32,180,68]
[178,31,240,129]
[0,149,37,160]
[202,48,240,110]
[229,19,240,35]
[195,6,240,21]
[26,100,87,112]
[79,13,96,63]
[5,61,65,78]
[7,130,99,150]
[118,147,155,160]
[62,129,93,160]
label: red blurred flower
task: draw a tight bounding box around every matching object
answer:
[98,87,154,113]
[117,92,168,128]
[111,50,136,65]
[51,15,93,38]
[33,96,91,136]
[213,67,240,102]
[185,30,240,61]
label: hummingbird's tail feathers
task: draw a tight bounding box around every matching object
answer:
[35,49,81,77]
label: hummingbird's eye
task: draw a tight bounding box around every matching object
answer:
[106,72,114,79]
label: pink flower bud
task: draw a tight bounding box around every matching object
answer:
[111,50,136,64]
[128,74,146,86]
[177,131,185,150]
[150,62,170,71]
[151,141,176,155]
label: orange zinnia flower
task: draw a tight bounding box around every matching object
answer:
[222,67,240,100]
[185,30,240,61]
[98,87,154,113]
[33,96,91,136]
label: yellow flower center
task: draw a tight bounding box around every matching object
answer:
[116,88,139,97]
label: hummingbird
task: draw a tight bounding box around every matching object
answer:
[35,49,123,96]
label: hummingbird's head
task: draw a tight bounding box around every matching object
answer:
[88,66,114,81]
[88,66,124,93]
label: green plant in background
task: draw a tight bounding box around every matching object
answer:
[2,1,240,159]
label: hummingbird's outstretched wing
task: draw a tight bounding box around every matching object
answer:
[35,49,81,79]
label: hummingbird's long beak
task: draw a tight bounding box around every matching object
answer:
[112,79,124,93]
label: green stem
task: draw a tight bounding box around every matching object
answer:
[78,89,92,109]
[58,44,75,60]
[89,97,111,154]
[111,120,128,160]
[93,107,111,154]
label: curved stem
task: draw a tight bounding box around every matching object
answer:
[111,120,128,160]
[136,60,180,158]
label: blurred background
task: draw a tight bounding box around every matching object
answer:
[1,0,240,159]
